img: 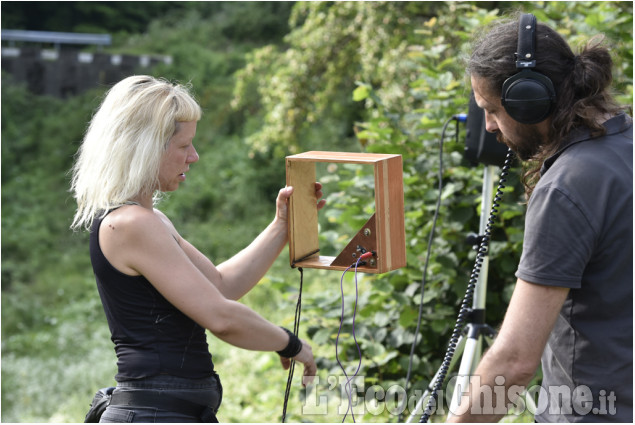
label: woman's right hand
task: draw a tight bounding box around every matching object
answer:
[279,340,317,387]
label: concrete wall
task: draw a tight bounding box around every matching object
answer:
[1,47,172,98]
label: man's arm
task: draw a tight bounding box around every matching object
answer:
[448,278,569,422]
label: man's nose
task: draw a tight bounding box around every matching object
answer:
[484,112,499,133]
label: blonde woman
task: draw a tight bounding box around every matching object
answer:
[71,75,322,422]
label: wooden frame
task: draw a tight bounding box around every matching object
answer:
[286,151,406,273]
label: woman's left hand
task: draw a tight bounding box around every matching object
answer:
[276,182,325,223]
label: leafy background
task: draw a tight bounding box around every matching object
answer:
[1,1,632,422]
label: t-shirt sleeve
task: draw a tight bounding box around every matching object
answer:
[515,184,597,288]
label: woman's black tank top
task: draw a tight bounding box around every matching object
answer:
[89,211,214,381]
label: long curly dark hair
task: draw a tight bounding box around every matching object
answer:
[467,13,625,199]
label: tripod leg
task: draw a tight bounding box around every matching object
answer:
[408,165,502,422]
[447,329,482,419]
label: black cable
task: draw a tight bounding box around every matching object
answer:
[418,149,515,423]
[399,115,459,421]
[281,249,320,421]
[281,266,305,422]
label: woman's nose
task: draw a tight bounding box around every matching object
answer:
[188,146,199,163]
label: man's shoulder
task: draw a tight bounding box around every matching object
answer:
[545,129,632,186]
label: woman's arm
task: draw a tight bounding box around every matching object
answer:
[178,184,325,300]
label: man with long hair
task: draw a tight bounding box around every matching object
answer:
[449,13,633,423]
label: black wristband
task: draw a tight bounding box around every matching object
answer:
[276,327,303,358]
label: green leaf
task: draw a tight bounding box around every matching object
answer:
[312,327,332,345]
[353,84,371,101]
[399,306,420,328]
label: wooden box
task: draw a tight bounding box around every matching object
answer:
[285,151,406,273]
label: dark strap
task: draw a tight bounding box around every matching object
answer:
[516,13,537,68]
[110,390,218,422]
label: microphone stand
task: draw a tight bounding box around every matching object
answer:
[406,165,497,422]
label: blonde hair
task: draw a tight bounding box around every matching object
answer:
[70,75,201,230]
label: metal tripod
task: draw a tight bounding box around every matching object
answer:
[406,165,498,422]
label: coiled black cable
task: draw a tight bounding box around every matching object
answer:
[281,266,305,422]
[418,148,515,423]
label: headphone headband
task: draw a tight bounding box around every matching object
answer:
[516,14,537,68]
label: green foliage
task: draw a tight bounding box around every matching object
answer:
[1,1,293,43]
[1,74,97,287]
[1,1,179,34]
[232,1,439,155]
[1,1,632,423]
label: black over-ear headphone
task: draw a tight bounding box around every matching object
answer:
[501,13,556,124]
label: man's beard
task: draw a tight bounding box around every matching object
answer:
[496,124,545,161]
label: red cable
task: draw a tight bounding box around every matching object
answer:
[359,251,373,260]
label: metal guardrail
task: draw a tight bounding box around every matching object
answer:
[1,29,174,98]
[1,29,111,47]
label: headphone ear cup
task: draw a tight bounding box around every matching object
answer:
[501,69,556,124]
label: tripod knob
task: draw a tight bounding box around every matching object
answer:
[466,232,483,247]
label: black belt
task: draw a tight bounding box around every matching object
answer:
[110,390,218,423]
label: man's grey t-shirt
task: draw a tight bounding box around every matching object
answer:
[516,114,633,422]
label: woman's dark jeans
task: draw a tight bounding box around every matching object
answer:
[100,373,222,423]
